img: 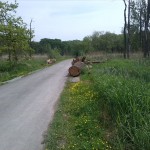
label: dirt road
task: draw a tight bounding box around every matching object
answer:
[0,59,71,150]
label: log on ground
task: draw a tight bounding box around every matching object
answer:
[69,61,85,76]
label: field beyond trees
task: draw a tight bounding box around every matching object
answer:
[44,57,150,150]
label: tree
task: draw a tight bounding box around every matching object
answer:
[82,36,94,53]
[123,0,127,58]
[0,1,34,62]
[144,0,150,57]
[127,0,131,58]
[90,31,123,53]
[123,0,132,58]
[29,19,34,57]
[0,0,18,61]
[125,0,150,57]
[30,41,40,54]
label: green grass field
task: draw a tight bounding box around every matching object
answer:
[44,58,150,150]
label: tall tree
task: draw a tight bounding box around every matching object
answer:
[144,0,150,57]
[0,1,34,62]
[0,0,18,61]
[127,0,131,58]
[126,0,150,57]
[123,0,128,58]
[29,19,34,58]
[123,0,132,58]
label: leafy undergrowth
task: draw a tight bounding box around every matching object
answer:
[44,81,111,150]
[44,58,150,150]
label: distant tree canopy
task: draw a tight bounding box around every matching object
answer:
[31,32,124,57]
[1,0,149,60]
[90,31,124,52]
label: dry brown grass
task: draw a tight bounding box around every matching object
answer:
[86,52,144,62]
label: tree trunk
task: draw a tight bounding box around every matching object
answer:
[123,0,127,58]
[127,0,131,58]
[139,2,143,50]
[29,19,33,58]
[8,48,11,62]
[148,0,150,57]
[144,20,148,57]
[144,0,150,57]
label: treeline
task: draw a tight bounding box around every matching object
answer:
[31,32,124,57]
[0,0,150,62]
[31,0,150,58]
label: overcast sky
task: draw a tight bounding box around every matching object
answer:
[6,0,124,41]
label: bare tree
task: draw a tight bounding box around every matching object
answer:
[29,19,34,58]
[144,0,150,57]
[139,1,143,50]
[123,0,132,58]
[123,0,128,58]
[127,0,131,58]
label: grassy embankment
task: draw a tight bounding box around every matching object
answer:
[0,55,69,83]
[44,57,150,150]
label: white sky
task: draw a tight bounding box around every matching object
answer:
[6,0,124,41]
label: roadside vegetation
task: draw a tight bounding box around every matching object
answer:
[0,57,46,83]
[44,57,150,150]
[0,55,69,83]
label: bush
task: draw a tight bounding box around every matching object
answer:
[47,48,61,59]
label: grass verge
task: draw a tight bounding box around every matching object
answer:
[0,58,47,83]
[44,58,150,150]
[0,56,70,83]
[44,81,111,150]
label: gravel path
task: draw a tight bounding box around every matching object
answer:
[0,59,71,150]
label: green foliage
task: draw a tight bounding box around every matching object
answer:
[90,31,124,52]
[69,40,85,56]
[47,48,61,59]
[0,1,34,62]
[30,41,41,54]
[31,32,125,57]
[37,39,62,59]
[39,38,62,54]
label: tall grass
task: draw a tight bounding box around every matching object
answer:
[91,59,150,149]
[0,57,47,83]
